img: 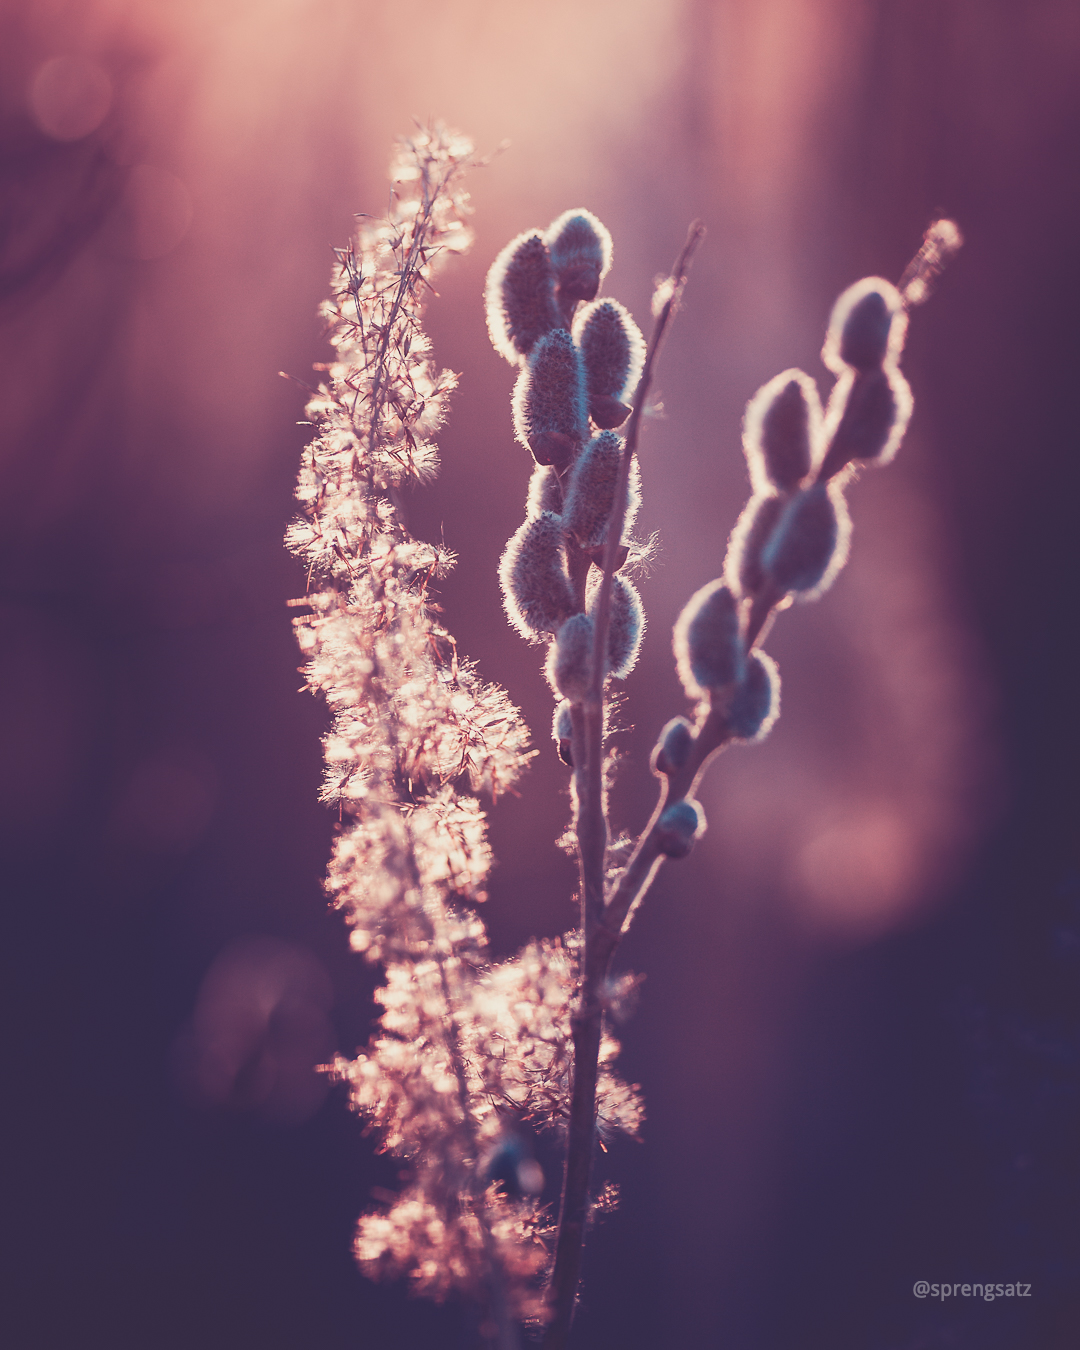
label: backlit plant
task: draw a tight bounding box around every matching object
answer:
[287,124,960,1347]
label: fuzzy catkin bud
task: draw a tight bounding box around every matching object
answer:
[652,716,693,776]
[655,798,705,859]
[673,580,743,700]
[552,698,574,765]
[817,367,913,480]
[588,574,645,680]
[761,482,851,597]
[545,209,612,307]
[728,651,780,741]
[484,230,561,365]
[546,613,594,703]
[562,432,640,551]
[823,277,907,375]
[742,369,822,492]
[499,511,575,639]
[526,464,564,518]
[724,493,786,598]
[573,299,645,429]
[512,329,588,468]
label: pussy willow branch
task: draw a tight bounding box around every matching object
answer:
[543,222,705,1350]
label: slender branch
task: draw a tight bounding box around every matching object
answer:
[542,222,705,1350]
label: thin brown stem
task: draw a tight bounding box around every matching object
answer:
[542,222,705,1350]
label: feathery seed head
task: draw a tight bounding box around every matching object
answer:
[546,614,595,703]
[673,579,743,700]
[743,369,822,493]
[573,298,646,428]
[728,650,780,741]
[823,277,907,375]
[512,328,588,468]
[499,511,576,640]
[563,432,640,551]
[761,481,851,597]
[484,230,561,364]
[724,492,785,599]
[651,716,694,776]
[545,209,613,308]
[817,367,913,480]
[655,798,705,859]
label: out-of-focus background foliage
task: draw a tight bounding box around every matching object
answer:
[3,2,1078,1346]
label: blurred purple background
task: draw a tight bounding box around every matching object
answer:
[3,2,1078,1346]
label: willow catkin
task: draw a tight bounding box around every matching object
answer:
[573,298,645,429]
[673,579,743,699]
[545,208,612,308]
[760,481,852,598]
[742,368,822,493]
[562,431,641,551]
[484,229,561,365]
[499,511,576,639]
[511,328,589,469]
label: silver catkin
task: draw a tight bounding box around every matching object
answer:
[562,431,641,551]
[742,368,823,493]
[673,579,743,700]
[484,229,561,365]
[655,798,705,859]
[512,328,589,468]
[727,650,780,741]
[760,481,852,598]
[545,209,612,308]
[573,298,646,429]
[546,613,595,703]
[499,511,576,640]
[724,492,786,599]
